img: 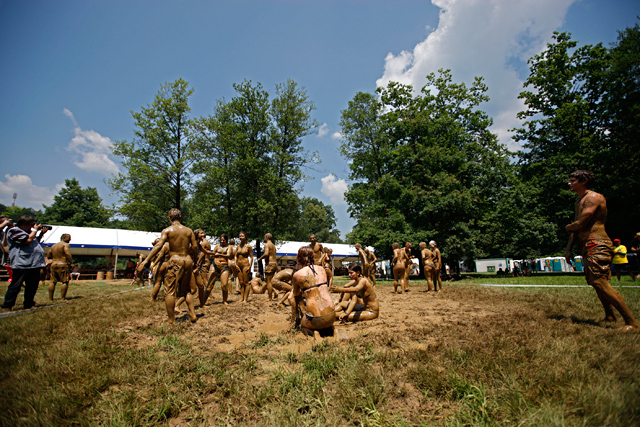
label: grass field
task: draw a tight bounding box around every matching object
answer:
[1,275,639,426]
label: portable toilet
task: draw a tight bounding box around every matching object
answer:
[574,256,583,271]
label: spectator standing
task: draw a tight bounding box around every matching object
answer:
[612,238,635,282]
[1,216,49,310]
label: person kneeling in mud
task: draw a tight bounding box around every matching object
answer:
[330,264,379,322]
[289,246,336,337]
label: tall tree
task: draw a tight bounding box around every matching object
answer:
[514,27,640,247]
[109,78,195,231]
[191,79,318,244]
[341,70,513,264]
[269,79,319,237]
[42,178,110,228]
[293,197,342,243]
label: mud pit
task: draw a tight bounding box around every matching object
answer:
[129,282,501,355]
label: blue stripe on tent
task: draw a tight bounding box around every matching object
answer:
[41,243,154,250]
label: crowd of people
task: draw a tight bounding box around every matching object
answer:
[1,170,638,334]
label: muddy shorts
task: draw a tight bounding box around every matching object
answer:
[265,262,279,276]
[581,238,613,283]
[51,264,70,283]
[164,256,193,297]
[213,263,229,275]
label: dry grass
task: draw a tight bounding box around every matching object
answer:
[0,277,639,426]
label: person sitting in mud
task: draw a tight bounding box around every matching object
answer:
[257,233,279,300]
[137,208,197,324]
[200,234,232,305]
[289,246,336,338]
[249,273,266,295]
[330,264,379,322]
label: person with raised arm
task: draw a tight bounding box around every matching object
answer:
[136,209,197,324]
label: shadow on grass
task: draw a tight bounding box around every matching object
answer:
[548,313,600,326]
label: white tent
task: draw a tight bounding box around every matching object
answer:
[40,226,374,276]
[40,225,160,277]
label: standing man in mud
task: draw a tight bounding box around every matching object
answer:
[430,240,443,291]
[565,170,639,331]
[310,234,324,266]
[257,233,278,301]
[48,233,72,301]
[364,248,379,286]
[138,209,197,324]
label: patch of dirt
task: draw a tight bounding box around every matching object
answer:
[139,283,502,356]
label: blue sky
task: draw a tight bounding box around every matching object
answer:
[0,0,637,238]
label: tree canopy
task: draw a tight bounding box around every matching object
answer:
[109,78,196,231]
[514,26,640,247]
[42,178,110,228]
[340,70,514,262]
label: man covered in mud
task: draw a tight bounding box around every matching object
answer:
[150,238,170,302]
[138,209,197,324]
[309,234,324,266]
[364,247,379,286]
[330,264,379,322]
[48,233,72,301]
[257,233,278,300]
[565,170,639,331]
[430,240,443,291]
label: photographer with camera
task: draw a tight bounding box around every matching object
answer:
[1,216,49,311]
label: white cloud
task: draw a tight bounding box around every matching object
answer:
[331,131,343,140]
[317,122,329,138]
[377,0,577,151]
[64,109,120,175]
[0,174,62,209]
[321,174,348,205]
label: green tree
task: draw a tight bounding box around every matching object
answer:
[514,27,640,248]
[41,178,110,227]
[1,206,43,222]
[191,80,318,245]
[294,197,342,243]
[269,79,319,236]
[109,78,195,231]
[341,70,514,265]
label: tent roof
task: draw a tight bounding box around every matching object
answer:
[39,225,373,261]
[40,225,160,257]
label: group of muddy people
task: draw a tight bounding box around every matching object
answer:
[135,170,640,335]
[133,209,390,338]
